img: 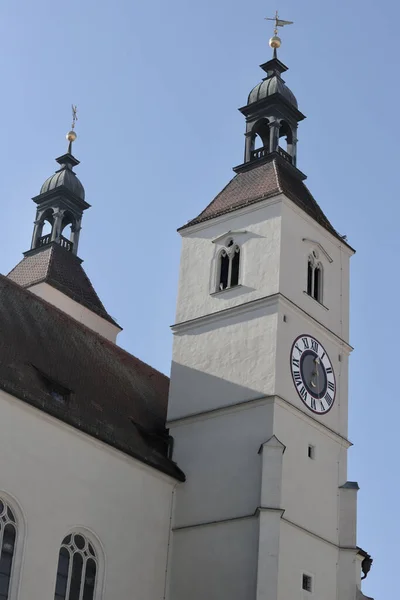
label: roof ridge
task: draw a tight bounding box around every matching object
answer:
[272,158,283,194]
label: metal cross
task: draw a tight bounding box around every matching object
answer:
[71,104,78,130]
[265,10,293,36]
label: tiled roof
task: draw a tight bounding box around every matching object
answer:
[180,157,343,243]
[7,243,118,326]
[0,274,184,481]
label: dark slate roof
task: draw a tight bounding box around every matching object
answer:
[40,155,85,201]
[180,157,345,244]
[248,76,297,107]
[0,274,184,481]
[7,244,118,326]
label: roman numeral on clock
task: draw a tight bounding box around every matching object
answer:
[302,337,309,349]
[324,392,333,407]
[299,386,307,401]
[328,381,335,392]
[292,358,300,368]
[293,370,302,386]
[310,398,316,410]
[311,340,319,353]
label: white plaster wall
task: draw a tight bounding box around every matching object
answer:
[279,199,352,340]
[28,282,121,343]
[169,306,279,420]
[274,400,348,544]
[0,389,175,600]
[168,518,259,600]
[275,303,350,438]
[169,400,274,527]
[175,198,283,324]
[277,519,339,600]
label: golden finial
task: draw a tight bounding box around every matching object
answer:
[265,10,293,52]
[66,105,78,148]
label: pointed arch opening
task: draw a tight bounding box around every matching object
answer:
[0,493,25,600]
[217,240,241,292]
[307,252,323,303]
[54,530,103,600]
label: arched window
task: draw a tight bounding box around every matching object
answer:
[307,252,323,303]
[54,532,98,600]
[218,240,241,291]
[0,499,17,600]
[279,120,294,163]
[250,119,270,160]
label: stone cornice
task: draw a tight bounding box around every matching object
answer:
[167,393,352,449]
[171,292,353,353]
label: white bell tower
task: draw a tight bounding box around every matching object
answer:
[167,17,373,600]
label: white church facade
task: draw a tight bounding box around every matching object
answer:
[0,23,373,600]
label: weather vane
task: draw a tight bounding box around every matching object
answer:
[66,104,78,153]
[265,10,293,54]
[71,104,78,130]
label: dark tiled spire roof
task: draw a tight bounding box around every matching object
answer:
[0,274,184,481]
[180,156,345,244]
[7,243,118,326]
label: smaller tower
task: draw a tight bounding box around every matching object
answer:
[240,14,304,169]
[30,107,88,256]
[8,108,121,342]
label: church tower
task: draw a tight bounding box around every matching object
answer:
[167,16,372,600]
[7,120,121,343]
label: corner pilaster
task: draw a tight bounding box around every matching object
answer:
[256,435,286,600]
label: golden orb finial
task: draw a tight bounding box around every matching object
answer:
[269,35,281,49]
[66,130,77,142]
[66,105,78,152]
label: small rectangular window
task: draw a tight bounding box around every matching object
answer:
[302,574,313,593]
[308,445,315,459]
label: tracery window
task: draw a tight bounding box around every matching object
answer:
[307,251,323,303]
[54,533,98,600]
[218,240,240,291]
[0,500,17,600]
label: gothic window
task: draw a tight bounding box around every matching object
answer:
[218,240,241,291]
[54,533,98,600]
[307,252,323,303]
[0,500,17,600]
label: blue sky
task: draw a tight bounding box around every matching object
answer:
[0,0,395,596]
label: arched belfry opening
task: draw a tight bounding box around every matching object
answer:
[278,120,295,163]
[250,119,271,160]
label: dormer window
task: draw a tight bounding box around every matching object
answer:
[218,240,240,291]
[307,251,323,303]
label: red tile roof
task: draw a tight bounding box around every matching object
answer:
[180,157,343,243]
[7,243,119,326]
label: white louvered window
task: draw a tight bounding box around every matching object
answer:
[54,533,98,600]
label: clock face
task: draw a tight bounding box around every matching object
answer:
[290,335,336,415]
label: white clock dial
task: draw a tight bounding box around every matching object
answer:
[290,335,336,415]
